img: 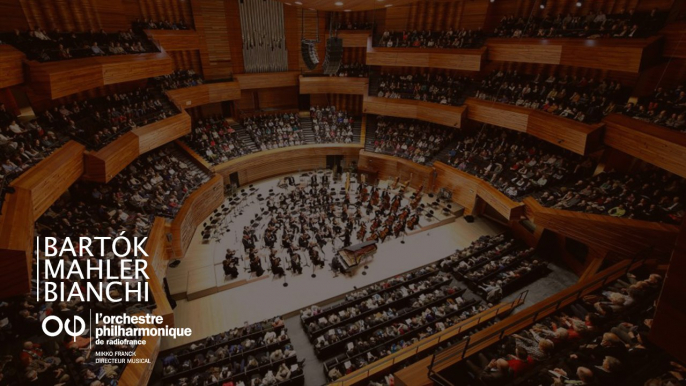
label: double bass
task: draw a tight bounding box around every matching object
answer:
[407,214,419,230]
[379,227,390,242]
[370,188,380,206]
[391,176,400,190]
[357,224,367,240]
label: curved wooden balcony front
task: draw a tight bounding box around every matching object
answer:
[25,51,174,100]
[465,98,604,155]
[0,45,25,88]
[299,76,368,95]
[0,141,85,298]
[366,37,486,72]
[523,197,679,257]
[485,36,663,72]
[326,30,371,48]
[363,95,465,128]
[145,30,202,51]
[603,114,686,178]
[83,112,191,183]
[166,81,241,109]
[234,71,300,89]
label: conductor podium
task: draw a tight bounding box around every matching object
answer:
[338,240,378,274]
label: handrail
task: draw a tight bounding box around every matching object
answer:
[426,252,650,383]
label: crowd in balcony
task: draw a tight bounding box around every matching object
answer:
[375,71,472,106]
[620,85,686,132]
[493,8,667,39]
[473,69,630,123]
[1,27,159,62]
[461,271,663,386]
[132,19,191,31]
[148,69,204,90]
[0,103,69,191]
[309,106,356,144]
[445,125,595,199]
[38,87,179,150]
[536,166,685,224]
[156,316,305,386]
[377,28,486,48]
[243,112,305,151]
[185,115,253,165]
[371,116,455,165]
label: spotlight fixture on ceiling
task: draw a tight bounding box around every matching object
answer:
[335,1,343,5]
[539,0,547,9]
[294,1,302,4]
[490,0,495,3]
[385,4,392,7]
[343,9,351,12]
[576,0,583,6]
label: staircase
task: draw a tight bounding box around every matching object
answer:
[429,138,460,165]
[298,117,317,144]
[231,123,260,153]
[169,145,211,184]
[363,115,378,152]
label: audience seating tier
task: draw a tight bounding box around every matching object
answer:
[485,36,663,73]
[329,297,524,386]
[299,76,369,95]
[523,197,679,257]
[235,72,300,90]
[326,30,371,48]
[366,38,486,72]
[363,96,465,128]
[213,144,362,186]
[26,52,174,99]
[603,114,686,179]
[0,44,25,88]
[465,98,604,155]
[434,162,525,221]
[165,82,241,109]
[0,190,33,298]
[171,174,224,258]
[144,30,202,51]
[399,257,648,386]
[357,150,434,191]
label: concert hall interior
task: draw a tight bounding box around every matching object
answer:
[0,0,686,386]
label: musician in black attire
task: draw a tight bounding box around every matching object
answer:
[269,250,285,277]
[290,253,303,274]
[308,243,325,268]
[249,249,264,277]
[222,249,239,279]
[242,233,255,253]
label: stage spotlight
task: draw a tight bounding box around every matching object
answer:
[576,0,583,6]
[540,0,547,9]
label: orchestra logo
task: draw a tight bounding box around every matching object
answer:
[42,315,87,340]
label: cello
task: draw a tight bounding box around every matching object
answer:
[357,223,367,240]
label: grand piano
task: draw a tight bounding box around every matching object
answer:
[338,240,378,274]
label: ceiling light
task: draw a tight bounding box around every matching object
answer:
[335,1,343,5]
[576,0,583,6]
[344,9,352,12]
[294,1,302,4]
[285,2,291,4]
[376,0,384,2]
[490,0,495,2]
[385,3,392,6]
[539,0,547,9]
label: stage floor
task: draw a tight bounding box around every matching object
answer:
[162,214,504,350]
[167,172,462,300]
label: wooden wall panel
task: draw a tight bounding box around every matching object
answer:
[170,175,224,257]
[0,190,34,298]
[166,82,241,109]
[235,71,300,89]
[363,95,465,128]
[366,41,485,71]
[167,50,203,73]
[326,30,371,48]
[299,76,368,95]
[83,132,140,183]
[523,197,679,256]
[486,36,663,73]
[284,4,301,71]
[145,30,201,51]
[10,141,85,220]
[191,0,233,80]
[128,0,194,26]
[526,110,603,155]
[434,162,525,221]
[18,0,128,32]
[659,21,686,59]
[603,114,686,178]
[222,0,243,75]
[0,0,29,31]
[357,150,434,190]
[257,87,299,110]
[465,98,530,132]
[143,217,174,327]
[0,45,25,89]
[134,112,191,154]
[27,53,173,99]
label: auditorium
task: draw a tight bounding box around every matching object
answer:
[0,0,685,385]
